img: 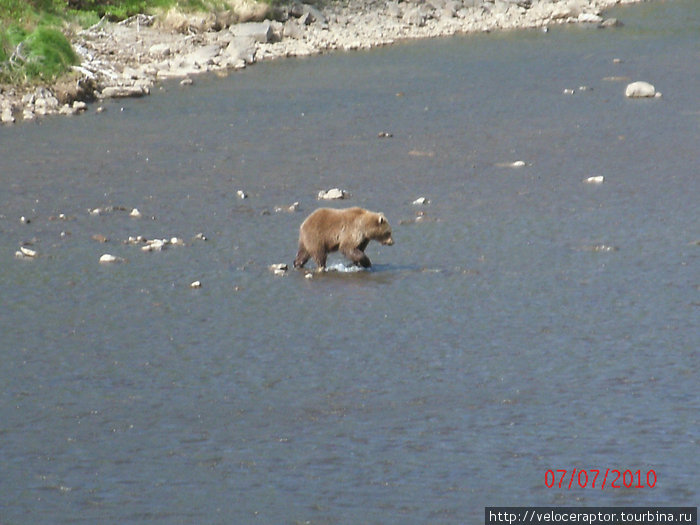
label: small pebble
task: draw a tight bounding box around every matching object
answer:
[190,280,202,288]
[584,175,605,184]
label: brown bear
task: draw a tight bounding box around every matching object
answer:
[294,207,394,270]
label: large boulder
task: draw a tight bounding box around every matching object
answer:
[231,20,275,42]
[222,36,257,65]
[101,85,149,98]
[625,81,656,98]
[185,44,223,67]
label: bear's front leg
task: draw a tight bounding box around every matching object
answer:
[356,253,372,268]
[294,244,310,269]
[311,250,327,270]
[342,246,371,268]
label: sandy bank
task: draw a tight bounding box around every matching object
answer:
[0,0,643,124]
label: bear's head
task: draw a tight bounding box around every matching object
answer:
[365,212,394,246]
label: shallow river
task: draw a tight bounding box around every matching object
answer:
[1,1,698,523]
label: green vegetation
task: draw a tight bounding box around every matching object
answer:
[0,25,79,82]
[1,0,258,84]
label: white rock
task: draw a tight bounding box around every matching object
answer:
[223,36,257,66]
[185,44,222,67]
[578,12,603,24]
[412,197,428,205]
[99,253,123,263]
[403,7,425,27]
[317,188,346,200]
[600,18,622,28]
[510,160,526,168]
[101,86,148,99]
[231,21,275,43]
[59,104,77,116]
[269,263,288,274]
[18,246,38,258]
[585,175,605,184]
[2,108,16,123]
[190,280,202,288]
[142,239,165,252]
[129,208,142,218]
[237,190,248,199]
[625,81,656,98]
[149,43,172,57]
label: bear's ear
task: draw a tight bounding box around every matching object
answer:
[378,214,386,224]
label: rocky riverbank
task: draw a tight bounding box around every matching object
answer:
[1,0,643,124]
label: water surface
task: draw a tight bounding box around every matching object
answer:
[1,1,698,523]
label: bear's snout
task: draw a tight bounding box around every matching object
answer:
[383,236,394,246]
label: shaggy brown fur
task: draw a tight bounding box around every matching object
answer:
[294,207,394,270]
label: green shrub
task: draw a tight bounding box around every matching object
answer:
[0,25,78,82]
[23,26,78,79]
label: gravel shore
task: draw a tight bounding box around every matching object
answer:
[0,0,643,124]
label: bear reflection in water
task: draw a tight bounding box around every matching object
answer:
[293,207,394,271]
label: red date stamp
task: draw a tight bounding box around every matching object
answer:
[545,469,657,489]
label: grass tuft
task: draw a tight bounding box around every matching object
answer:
[23,26,79,79]
[1,25,78,82]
